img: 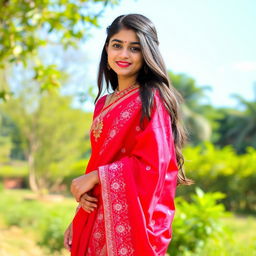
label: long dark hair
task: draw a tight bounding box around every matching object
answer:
[95,14,192,185]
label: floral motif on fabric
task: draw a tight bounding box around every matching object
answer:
[99,162,135,256]
[99,96,141,155]
[86,203,107,256]
[90,89,140,143]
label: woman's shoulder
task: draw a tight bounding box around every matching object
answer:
[96,94,108,105]
[93,94,108,118]
[96,94,111,109]
[151,87,171,122]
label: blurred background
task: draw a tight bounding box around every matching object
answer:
[0,0,255,255]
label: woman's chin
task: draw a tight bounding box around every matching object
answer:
[114,71,132,76]
[113,69,138,78]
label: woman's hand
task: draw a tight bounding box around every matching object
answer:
[80,192,98,213]
[70,170,99,202]
[64,222,72,252]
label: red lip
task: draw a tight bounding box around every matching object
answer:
[116,61,131,68]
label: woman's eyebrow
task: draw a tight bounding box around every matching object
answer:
[110,39,140,45]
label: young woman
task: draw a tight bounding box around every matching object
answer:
[64,13,191,256]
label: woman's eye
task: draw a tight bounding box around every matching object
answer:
[111,44,140,52]
[112,43,121,48]
[130,47,141,52]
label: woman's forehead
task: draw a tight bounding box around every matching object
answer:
[109,29,140,44]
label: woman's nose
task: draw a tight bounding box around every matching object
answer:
[119,48,130,58]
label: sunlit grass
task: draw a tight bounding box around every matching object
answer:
[196,215,256,256]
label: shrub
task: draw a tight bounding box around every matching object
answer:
[38,206,73,253]
[0,191,46,228]
[178,143,256,212]
[0,189,75,253]
[0,163,28,178]
[169,187,229,255]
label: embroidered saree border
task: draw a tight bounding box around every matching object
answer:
[101,87,139,113]
[92,87,140,129]
[99,162,135,256]
[86,203,107,255]
[99,95,141,155]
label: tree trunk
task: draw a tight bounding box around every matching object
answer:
[28,151,39,192]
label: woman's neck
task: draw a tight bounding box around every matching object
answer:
[117,76,138,91]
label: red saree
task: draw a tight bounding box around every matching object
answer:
[71,87,178,256]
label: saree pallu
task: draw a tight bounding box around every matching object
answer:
[71,87,178,256]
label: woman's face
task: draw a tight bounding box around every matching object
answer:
[106,28,144,79]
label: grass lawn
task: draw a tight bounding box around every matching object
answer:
[0,189,75,256]
[194,214,256,256]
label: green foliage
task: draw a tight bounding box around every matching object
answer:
[0,135,12,163]
[216,96,256,153]
[0,163,28,178]
[0,108,25,159]
[1,91,92,192]
[169,188,229,255]
[0,190,46,227]
[0,189,75,252]
[34,64,63,92]
[38,206,73,253]
[196,230,256,256]
[199,104,225,143]
[169,71,210,109]
[0,0,121,99]
[63,158,89,190]
[179,142,256,212]
[169,71,213,144]
[0,0,114,64]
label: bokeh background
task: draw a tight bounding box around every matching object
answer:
[0,0,255,255]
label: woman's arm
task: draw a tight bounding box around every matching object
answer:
[70,170,100,202]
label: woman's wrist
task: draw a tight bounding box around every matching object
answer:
[91,170,100,185]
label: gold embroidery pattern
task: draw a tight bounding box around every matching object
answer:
[90,88,140,142]
[99,96,141,155]
[99,162,135,256]
[92,117,104,142]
